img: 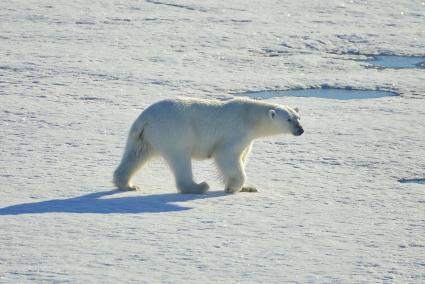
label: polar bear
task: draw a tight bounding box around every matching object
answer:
[113,97,304,194]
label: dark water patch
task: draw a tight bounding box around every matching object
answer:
[238,87,398,100]
[366,55,425,69]
[399,178,425,185]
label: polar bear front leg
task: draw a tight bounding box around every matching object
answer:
[166,153,209,194]
[240,143,252,166]
[239,143,258,193]
[215,150,246,194]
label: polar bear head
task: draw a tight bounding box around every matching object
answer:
[268,106,304,136]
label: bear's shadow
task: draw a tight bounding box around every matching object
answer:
[0,190,226,215]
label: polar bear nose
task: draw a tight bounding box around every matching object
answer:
[295,126,304,136]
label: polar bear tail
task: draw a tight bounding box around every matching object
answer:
[113,123,152,190]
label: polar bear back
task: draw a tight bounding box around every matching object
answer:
[138,98,249,157]
[133,97,293,159]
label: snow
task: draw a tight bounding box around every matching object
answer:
[1,0,424,283]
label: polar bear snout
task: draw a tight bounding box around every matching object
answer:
[294,125,304,136]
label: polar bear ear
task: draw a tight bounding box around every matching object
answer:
[268,109,276,120]
[294,107,300,114]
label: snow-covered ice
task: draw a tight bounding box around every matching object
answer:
[1,0,424,283]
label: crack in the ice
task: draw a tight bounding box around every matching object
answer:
[145,0,207,12]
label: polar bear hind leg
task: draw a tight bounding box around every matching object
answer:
[165,152,209,194]
[113,130,153,191]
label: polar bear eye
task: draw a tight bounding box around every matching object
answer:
[287,118,292,122]
[268,109,276,120]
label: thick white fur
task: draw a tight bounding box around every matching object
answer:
[113,97,303,194]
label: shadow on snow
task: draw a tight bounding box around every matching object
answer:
[0,190,226,215]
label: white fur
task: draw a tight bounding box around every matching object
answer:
[113,97,304,194]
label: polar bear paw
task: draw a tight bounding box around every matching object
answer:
[240,186,258,193]
[179,182,209,194]
[118,184,141,191]
[225,186,258,194]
